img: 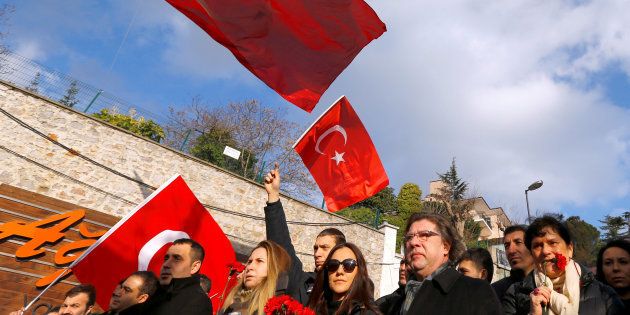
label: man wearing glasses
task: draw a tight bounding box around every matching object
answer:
[395,212,503,315]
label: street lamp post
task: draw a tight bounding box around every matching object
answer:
[525,180,543,224]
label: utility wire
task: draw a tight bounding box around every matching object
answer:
[0,106,365,228]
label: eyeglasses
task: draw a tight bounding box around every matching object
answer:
[404,230,441,243]
[326,258,358,273]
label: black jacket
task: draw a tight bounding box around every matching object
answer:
[405,266,502,315]
[100,303,146,315]
[375,285,404,315]
[324,299,379,315]
[265,200,315,305]
[144,275,212,315]
[502,263,626,315]
[492,269,527,301]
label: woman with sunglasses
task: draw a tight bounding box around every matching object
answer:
[502,216,625,315]
[220,240,291,315]
[307,243,380,315]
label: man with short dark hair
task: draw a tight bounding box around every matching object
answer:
[263,163,346,305]
[10,285,96,315]
[376,259,409,314]
[104,271,159,315]
[60,284,97,315]
[144,238,213,315]
[491,225,534,300]
[457,247,494,282]
[398,212,502,315]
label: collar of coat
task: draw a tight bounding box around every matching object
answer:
[408,263,459,294]
[165,274,201,294]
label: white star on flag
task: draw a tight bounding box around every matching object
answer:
[331,151,345,165]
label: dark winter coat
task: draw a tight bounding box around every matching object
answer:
[492,269,527,301]
[265,200,316,305]
[143,275,212,315]
[502,263,626,315]
[324,299,379,315]
[375,285,404,315]
[405,266,503,315]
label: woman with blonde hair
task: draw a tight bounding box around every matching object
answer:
[220,240,291,315]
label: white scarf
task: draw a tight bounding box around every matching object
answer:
[534,260,581,315]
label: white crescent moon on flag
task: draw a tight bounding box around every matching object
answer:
[138,230,190,271]
[315,125,347,155]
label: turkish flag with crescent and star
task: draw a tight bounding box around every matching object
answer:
[165,0,386,113]
[294,96,389,212]
[71,175,236,310]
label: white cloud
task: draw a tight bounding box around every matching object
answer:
[320,0,630,220]
[14,39,45,61]
[7,0,630,223]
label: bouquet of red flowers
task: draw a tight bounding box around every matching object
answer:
[264,295,315,315]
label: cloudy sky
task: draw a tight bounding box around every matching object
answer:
[3,0,630,228]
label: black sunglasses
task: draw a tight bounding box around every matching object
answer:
[326,258,358,273]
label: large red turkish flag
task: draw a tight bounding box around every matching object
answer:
[165,0,386,113]
[294,96,389,211]
[71,175,236,310]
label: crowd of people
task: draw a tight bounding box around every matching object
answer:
[10,165,630,314]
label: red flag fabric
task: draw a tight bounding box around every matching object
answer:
[294,96,389,211]
[71,175,236,310]
[165,0,386,113]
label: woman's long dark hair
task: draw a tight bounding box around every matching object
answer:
[307,243,380,315]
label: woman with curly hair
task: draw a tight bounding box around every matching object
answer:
[597,239,630,310]
[220,240,291,315]
[307,242,379,315]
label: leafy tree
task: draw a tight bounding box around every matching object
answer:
[396,183,422,214]
[189,127,258,179]
[165,97,317,200]
[430,158,475,236]
[59,80,80,108]
[92,108,165,142]
[463,218,483,249]
[25,72,41,93]
[422,200,449,216]
[384,183,423,250]
[565,216,600,266]
[437,158,468,200]
[336,207,381,227]
[350,186,398,214]
[600,215,626,242]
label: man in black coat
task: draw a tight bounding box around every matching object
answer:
[376,259,408,314]
[491,225,534,301]
[263,163,346,305]
[143,238,212,315]
[396,212,503,315]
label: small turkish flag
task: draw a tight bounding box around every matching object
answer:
[294,96,389,212]
[71,175,236,310]
[165,0,386,113]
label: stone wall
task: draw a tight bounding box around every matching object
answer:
[0,81,388,296]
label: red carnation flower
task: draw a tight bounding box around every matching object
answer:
[552,252,567,271]
[264,295,314,315]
